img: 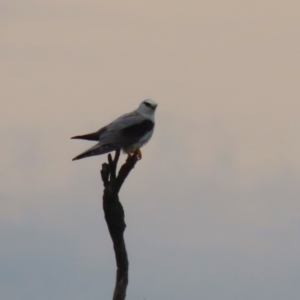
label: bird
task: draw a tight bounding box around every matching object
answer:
[71,99,157,161]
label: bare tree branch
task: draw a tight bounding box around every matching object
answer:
[101,150,140,300]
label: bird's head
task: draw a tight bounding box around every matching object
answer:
[138,99,158,115]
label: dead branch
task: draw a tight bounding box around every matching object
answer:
[100,149,140,300]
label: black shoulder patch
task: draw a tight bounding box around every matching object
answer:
[122,119,154,139]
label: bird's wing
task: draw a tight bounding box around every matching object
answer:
[99,110,154,146]
[71,126,106,141]
[106,110,146,131]
[71,111,146,142]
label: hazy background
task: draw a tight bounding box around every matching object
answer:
[1,1,300,299]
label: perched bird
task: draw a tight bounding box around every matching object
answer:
[71,99,157,161]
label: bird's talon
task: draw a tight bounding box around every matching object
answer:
[133,149,142,160]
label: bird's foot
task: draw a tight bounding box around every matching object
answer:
[132,148,142,160]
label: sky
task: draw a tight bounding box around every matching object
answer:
[1,1,300,299]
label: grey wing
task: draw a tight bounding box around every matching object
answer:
[71,111,142,142]
[99,111,151,147]
[106,110,146,131]
[71,126,106,141]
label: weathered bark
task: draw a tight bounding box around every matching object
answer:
[100,150,139,300]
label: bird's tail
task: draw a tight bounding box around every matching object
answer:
[72,143,118,161]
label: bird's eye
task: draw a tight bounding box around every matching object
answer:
[144,102,152,108]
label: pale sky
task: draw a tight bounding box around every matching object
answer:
[1,1,300,299]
